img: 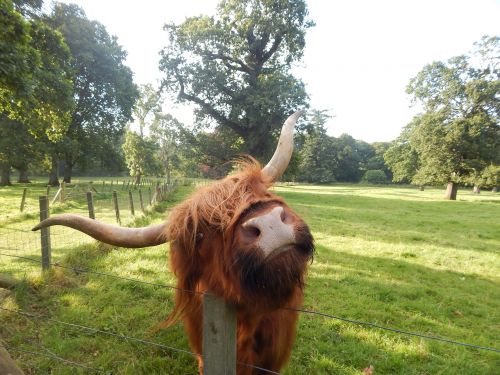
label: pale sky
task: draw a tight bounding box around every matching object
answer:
[55,0,500,143]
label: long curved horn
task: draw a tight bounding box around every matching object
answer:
[32,214,168,248]
[261,110,304,182]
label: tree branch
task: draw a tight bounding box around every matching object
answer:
[206,51,253,75]
[175,69,244,135]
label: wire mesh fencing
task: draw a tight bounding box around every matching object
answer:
[0,178,177,282]
[1,177,498,374]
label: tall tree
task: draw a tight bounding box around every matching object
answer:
[47,3,138,183]
[386,36,500,199]
[0,0,37,119]
[0,1,73,185]
[133,83,162,138]
[150,113,182,183]
[159,0,313,161]
[122,130,160,184]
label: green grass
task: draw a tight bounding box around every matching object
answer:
[1,182,499,374]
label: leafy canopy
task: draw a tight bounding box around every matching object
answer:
[159,0,313,160]
[385,36,500,186]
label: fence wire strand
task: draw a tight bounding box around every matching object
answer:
[283,306,500,353]
[0,252,202,295]
[2,178,498,375]
[0,306,201,358]
[4,345,105,373]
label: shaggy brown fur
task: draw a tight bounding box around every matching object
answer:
[160,158,314,374]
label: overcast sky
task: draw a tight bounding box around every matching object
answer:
[55,0,500,142]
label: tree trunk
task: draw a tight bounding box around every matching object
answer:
[63,161,73,183]
[17,168,30,183]
[444,182,458,200]
[48,156,59,186]
[135,174,141,185]
[493,186,498,193]
[419,185,425,191]
[0,166,11,186]
[165,155,171,184]
[473,185,481,194]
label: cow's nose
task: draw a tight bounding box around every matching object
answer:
[242,206,296,258]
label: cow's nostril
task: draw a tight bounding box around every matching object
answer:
[248,226,260,238]
[280,209,286,223]
[242,220,261,238]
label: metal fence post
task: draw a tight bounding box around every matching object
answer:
[112,191,121,225]
[86,191,95,219]
[203,293,236,375]
[20,188,27,212]
[39,196,51,271]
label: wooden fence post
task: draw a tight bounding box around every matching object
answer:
[39,196,51,271]
[148,187,152,206]
[139,190,145,213]
[0,343,25,375]
[128,190,135,215]
[20,188,27,212]
[60,182,65,203]
[86,191,95,219]
[112,191,121,225]
[202,293,236,375]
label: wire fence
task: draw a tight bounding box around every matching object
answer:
[1,178,499,374]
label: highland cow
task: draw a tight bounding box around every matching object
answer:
[33,111,314,374]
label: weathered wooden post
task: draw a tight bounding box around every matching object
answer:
[86,191,95,219]
[60,181,65,203]
[39,196,51,271]
[20,188,27,212]
[112,191,121,225]
[128,190,135,216]
[203,293,236,375]
[0,343,25,375]
[139,190,145,213]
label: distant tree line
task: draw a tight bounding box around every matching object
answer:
[1,0,497,199]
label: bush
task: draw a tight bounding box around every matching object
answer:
[362,169,388,184]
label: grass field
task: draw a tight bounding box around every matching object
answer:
[1,181,499,374]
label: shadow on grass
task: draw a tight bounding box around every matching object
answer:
[285,247,500,374]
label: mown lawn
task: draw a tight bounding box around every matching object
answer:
[1,182,499,374]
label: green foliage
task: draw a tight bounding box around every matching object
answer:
[386,36,500,189]
[0,0,36,113]
[134,84,162,138]
[479,164,500,189]
[362,169,388,184]
[0,0,73,139]
[47,3,138,181]
[150,113,184,182]
[122,130,160,181]
[159,0,313,161]
[298,135,337,183]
